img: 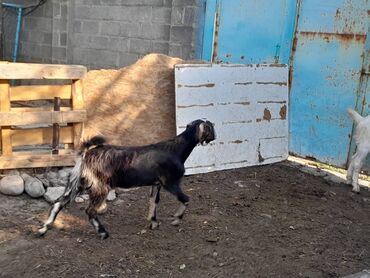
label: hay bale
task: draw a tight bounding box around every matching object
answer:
[83,53,188,146]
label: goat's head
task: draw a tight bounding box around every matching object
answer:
[186,120,216,145]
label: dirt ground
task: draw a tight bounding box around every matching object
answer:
[0,162,369,278]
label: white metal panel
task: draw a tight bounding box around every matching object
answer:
[175,64,289,175]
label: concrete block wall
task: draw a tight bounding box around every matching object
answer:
[1,0,206,69]
[1,0,54,63]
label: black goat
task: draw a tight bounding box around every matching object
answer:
[38,119,216,239]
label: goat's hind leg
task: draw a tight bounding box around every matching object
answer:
[350,149,368,193]
[164,181,189,226]
[86,186,110,239]
[147,185,161,229]
[38,188,74,236]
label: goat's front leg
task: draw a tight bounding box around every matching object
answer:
[164,181,189,226]
[147,185,161,229]
[346,154,355,185]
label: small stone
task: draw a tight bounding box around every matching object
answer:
[35,174,44,179]
[179,264,186,270]
[260,213,272,219]
[75,196,85,203]
[234,180,246,188]
[39,178,50,187]
[25,179,45,198]
[44,187,65,203]
[58,169,70,179]
[0,175,24,196]
[107,189,116,201]
[81,194,89,200]
[49,178,68,187]
[289,225,295,230]
[140,229,147,234]
[46,171,58,180]
[212,252,218,257]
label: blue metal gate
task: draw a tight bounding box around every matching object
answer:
[201,0,297,64]
[201,0,369,168]
[289,0,368,167]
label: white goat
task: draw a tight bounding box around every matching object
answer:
[346,108,370,192]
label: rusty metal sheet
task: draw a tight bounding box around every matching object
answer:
[175,64,289,175]
[289,0,368,167]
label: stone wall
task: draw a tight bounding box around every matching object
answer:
[1,0,206,68]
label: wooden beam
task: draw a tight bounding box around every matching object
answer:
[11,126,73,147]
[10,85,72,101]
[0,62,87,80]
[72,80,84,148]
[11,107,72,112]
[0,153,77,169]
[0,110,86,126]
[0,80,12,155]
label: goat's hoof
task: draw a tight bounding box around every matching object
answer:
[149,221,159,230]
[171,218,181,226]
[352,188,360,194]
[36,227,47,237]
[99,231,109,240]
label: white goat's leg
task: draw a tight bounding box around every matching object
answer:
[147,185,161,229]
[346,154,356,185]
[351,149,368,193]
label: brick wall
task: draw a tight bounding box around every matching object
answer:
[1,0,205,68]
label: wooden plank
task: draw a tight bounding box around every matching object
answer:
[10,85,72,101]
[11,107,72,112]
[0,110,86,126]
[0,62,87,80]
[11,126,73,147]
[0,153,77,169]
[71,80,84,148]
[0,80,12,155]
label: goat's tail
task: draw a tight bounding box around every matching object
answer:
[79,136,107,154]
[347,108,363,124]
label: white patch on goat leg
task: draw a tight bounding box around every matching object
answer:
[147,197,156,221]
[97,201,108,215]
[352,170,360,192]
[174,203,187,218]
[150,221,159,229]
[171,203,188,226]
[91,218,100,233]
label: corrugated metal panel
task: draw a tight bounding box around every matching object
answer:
[175,64,289,175]
[289,0,368,166]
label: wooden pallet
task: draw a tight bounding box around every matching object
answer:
[0,62,87,169]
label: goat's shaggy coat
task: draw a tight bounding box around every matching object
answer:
[346,108,370,192]
[38,120,216,239]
